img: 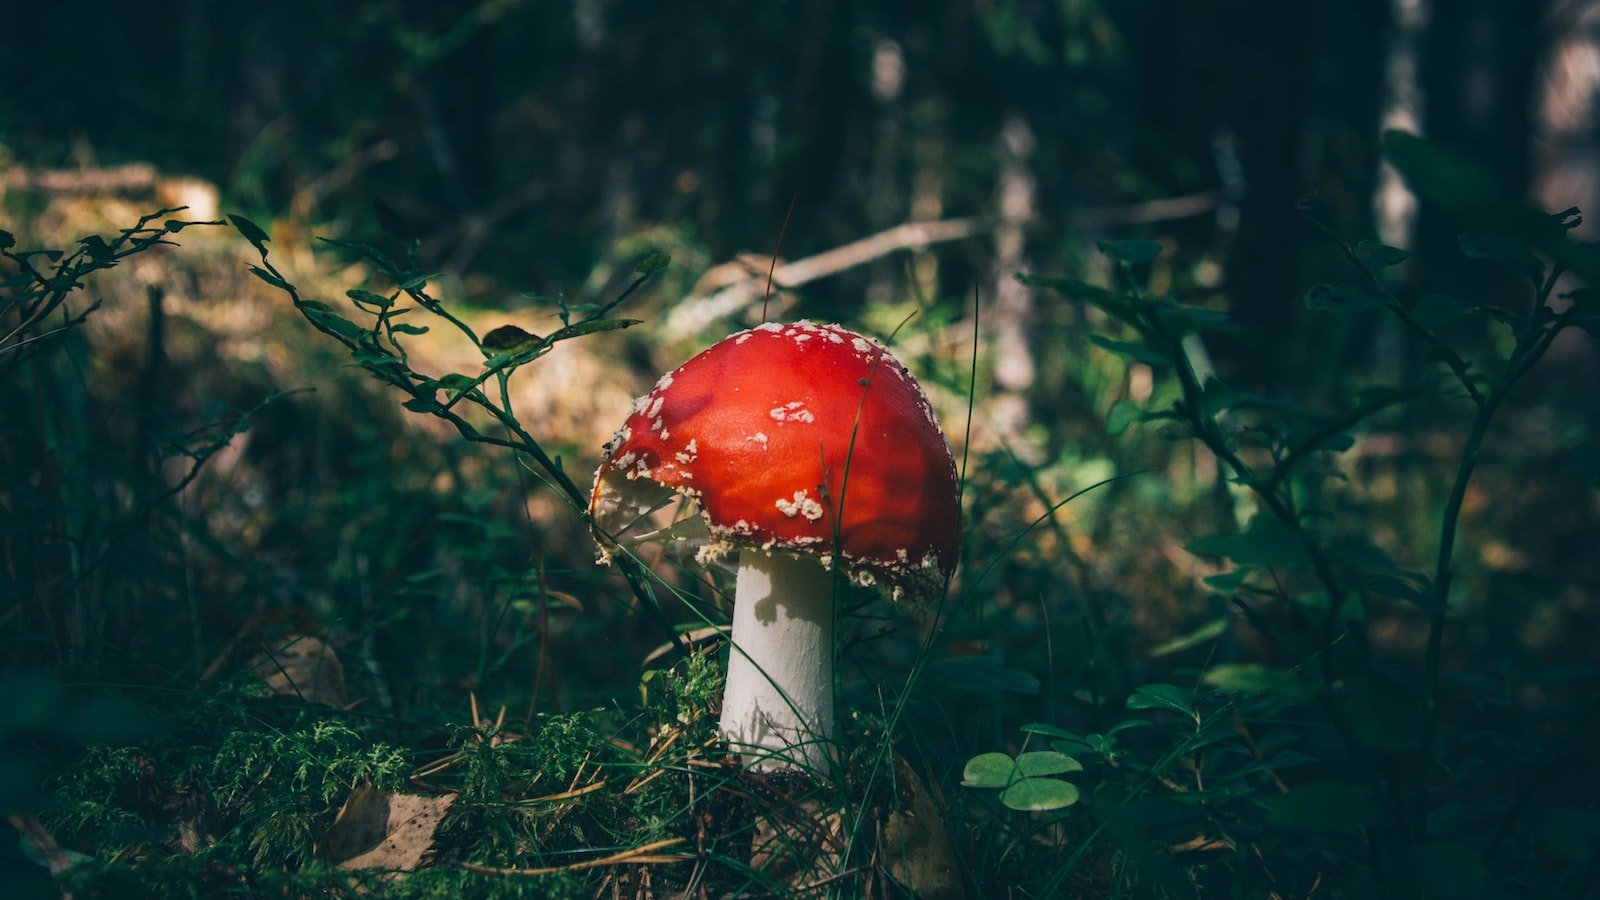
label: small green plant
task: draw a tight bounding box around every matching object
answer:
[961,748,1082,811]
[0,208,222,377]
[209,720,411,867]
[957,130,1600,897]
[229,216,683,645]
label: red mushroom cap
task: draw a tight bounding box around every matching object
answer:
[590,321,960,601]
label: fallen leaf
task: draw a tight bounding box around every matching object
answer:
[250,635,347,707]
[323,782,390,862]
[883,754,965,900]
[328,789,456,871]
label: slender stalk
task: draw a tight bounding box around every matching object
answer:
[718,549,836,775]
[1137,280,1365,669]
[1415,263,1568,833]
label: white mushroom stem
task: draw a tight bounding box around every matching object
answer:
[718,548,836,775]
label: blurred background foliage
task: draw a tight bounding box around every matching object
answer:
[2,0,1599,895]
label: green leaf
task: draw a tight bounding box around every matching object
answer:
[928,656,1040,696]
[1353,239,1410,269]
[303,306,364,341]
[483,346,552,371]
[1202,568,1254,592]
[0,229,14,250]
[249,266,290,290]
[1305,282,1382,313]
[1106,400,1143,436]
[546,317,643,342]
[1001,777,1080,811]
[1052,734,1114,756]
[229,213,271,255]
[961,753,1015,789]
[1459,232,1543,279]
[1202,664,1315,701]
[1323,535,1403,573]
[1108,792,1205,831]
[1265,783,1380,832]
[1019,723,1076,739]
[347,289,394,310]
[1381,130,1503,215]
[1217,750,1320,783]
[1150,299,1239,336]
[1014,751,1082,777]
[1186,515,1309,570]
[1015,273,1134,317]
[1097,238,1163,265]
[78,234,113,261]
[1017,272,1120,305]
[555,300,604,323]
[1361,573,1433,607]
[402,396,443,414]
[1167,786,1253,806]
[1150,616,1231,657]
[1107,718,1153,736]
[1126,683,1196,719]
[389,323,430,336]
[1088,333,1168,366]
[634,250,672,274]
[1297,590,1368,622]
[436,373,480,394]
[1411,293,1469,331]
[350,348,401,372]
[316,236,397,271]
[399,272,441,292]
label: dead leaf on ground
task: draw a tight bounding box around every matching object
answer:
[883,754,966,900]
[250,634,347,707]
[323,785,456,871]
[322,782,389,862]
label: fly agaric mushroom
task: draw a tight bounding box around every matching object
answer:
[590,321,960,774]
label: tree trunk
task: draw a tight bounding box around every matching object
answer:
[991,113,1037,452]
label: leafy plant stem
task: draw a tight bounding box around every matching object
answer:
[1313,217,1485,406]
[1415,263,1568,835]
[240,225,687,655]
[1132,273,1369,675]
[1118,265,1396,873]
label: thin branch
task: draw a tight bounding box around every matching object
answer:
[661,217,988,339]
[1415,262,1573,832]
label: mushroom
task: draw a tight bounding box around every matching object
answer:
[590,321,960,775]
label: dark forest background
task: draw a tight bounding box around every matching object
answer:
[2,1,1599,897]
[7,0,1600,390]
